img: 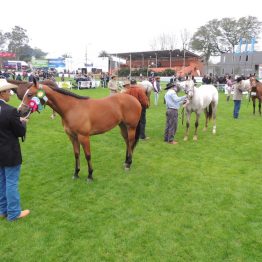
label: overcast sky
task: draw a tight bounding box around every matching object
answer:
[1,0,262,62]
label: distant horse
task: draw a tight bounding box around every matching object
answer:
[249,76,262,115]
[8,79,57,118]
[183,80,219,141]
[138,80,153,105]
[18,79,142,181]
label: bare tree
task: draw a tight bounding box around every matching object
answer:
[150,33,178,51]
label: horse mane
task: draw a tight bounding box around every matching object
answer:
[7,79,32,89]
[43,81,90,100]
[7,79,29,85]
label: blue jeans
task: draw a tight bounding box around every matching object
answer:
[233,100,241,118]
[0,165,21,221]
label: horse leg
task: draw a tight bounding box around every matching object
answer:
[193,113,200,141]
[50,110,56,119]
[203,109,208,131]
[78,135,93,182]
[119,123,129,169]
[253,99,256,115]
[125,126,137,170]
[259,100,261,116]
[68,135,81,179]
[184,110,190,141]
[212,103,217,134]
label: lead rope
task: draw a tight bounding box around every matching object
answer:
[181,107,184,125]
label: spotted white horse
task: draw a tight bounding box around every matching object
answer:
[183,79,219,141]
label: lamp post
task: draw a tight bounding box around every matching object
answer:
[129,54,132,78]
[147,56,151,77]
[183,43,187,68]
[155,53,158,68]
[142,54,144,68]
[169,50,172,68]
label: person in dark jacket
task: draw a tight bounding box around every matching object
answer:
[0,79,30,221]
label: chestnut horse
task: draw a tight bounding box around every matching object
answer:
[18,79,142,181]
[249,76,262,115]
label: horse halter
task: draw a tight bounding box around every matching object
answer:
[19,83,48,118]
[185,82,194,100]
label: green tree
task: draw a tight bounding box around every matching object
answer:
[0,31,6,50]
[61,53,72,59]
[98,50,110,57]
[5,26,29,59]
[33,48,48,59]
[190,16,262,63]
[19,45,34,62]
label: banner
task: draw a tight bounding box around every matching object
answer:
[32,59,48,68]
[0,52,16,58]
[235,38,242,55]
[248,37,256,53]
[48,59,65,68]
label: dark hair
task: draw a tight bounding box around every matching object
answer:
[130,79,137,84]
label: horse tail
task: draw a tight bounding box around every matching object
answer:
[207,103,213,121]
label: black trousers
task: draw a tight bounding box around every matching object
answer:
[139,107,147,139]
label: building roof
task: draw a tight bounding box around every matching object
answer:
[110,49,201,60]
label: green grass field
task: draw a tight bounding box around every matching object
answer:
[1,86,262,261]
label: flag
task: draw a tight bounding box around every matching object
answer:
[250,37,256,53]
[245,40,248,54]
[235,38,242,55]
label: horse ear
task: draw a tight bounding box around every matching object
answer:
[33,77,37,86]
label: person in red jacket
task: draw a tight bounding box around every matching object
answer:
[122,79,149,140]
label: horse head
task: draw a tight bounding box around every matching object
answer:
[249,76,258,88]
[18,78,41,118]
[7,79,31,100]
[184,80,195,99]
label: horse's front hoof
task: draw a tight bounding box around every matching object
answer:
[193,136,198,141]
[72,175,79,180]
[203,127,207,132]
[212,130,216,134]
[184,136,188,141]
[125,167,130,171]
[86,178,93,183]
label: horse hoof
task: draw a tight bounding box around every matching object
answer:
[87,178,93,183]
[184,137,188,141]
[125,167,130,171]
[203,128,207,132]
[193,136,198,141]
[72,175,79,180]
[212,130,216,134]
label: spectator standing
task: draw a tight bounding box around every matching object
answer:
[226,75,233,102]
[233,77,250,119]
[108,75,119,95]
[153,76,161,105]
[0,79,30,221]
[16,74,22,81]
